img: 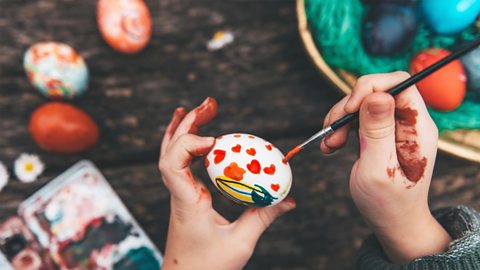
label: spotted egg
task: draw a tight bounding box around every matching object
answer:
[410,48,466,111]
[362,3,418,56]
[23,42,89,99]
[461,47,480,95]
[205,134,292,207]
[420,0,480,35]
[97,0,152,54]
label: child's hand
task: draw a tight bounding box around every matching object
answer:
[321,72,451,263]
[159,98,296,270]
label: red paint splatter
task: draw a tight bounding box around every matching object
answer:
[246,148,256,156]
[224,162,246,181]
[247,159,261,174]
[283,145,301,163]
[205,158,210,168]
[234,134,241,138]
[213,150,226,164]
[231,144,241,153]
[265,144,273,151]
[248,135,255,139]
[271,183,280,192]
[185,170,196,187]
[263,164,276,175]
[386,167,395,178]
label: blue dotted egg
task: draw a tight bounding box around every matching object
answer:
[420,0,480,35]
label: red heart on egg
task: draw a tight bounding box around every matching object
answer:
[213,150,226,164]
[247,159,261,174]
[246,148,256,156]
[263,164,276,175]
[271,184,280,192]
[231,144,241,153]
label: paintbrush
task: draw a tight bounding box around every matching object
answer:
[283,37,480,163]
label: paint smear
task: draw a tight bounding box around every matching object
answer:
[395,108,427,184]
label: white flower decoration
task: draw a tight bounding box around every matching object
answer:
[14,154,45,183]
[207,31,234,51]
[0,162,9,191]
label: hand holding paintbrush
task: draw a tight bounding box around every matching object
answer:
[283,37,480,163]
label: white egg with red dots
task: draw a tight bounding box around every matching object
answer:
[205,133,292,206]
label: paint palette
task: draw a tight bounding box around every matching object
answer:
[14,160,163,270]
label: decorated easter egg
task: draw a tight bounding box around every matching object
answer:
[205,134,292,207]
[362,4,418,55]
[410,48,466,111]
[461,47,480,95]
[420,0,480,35]
[29,102,99,153]
[97,0,152,54]
[23,42,89,99]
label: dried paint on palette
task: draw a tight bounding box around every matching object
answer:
[205,134,292,207]
[18,161,162,269]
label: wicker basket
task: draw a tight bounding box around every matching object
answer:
[297,0,480,163]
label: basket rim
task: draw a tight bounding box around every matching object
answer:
[296,0,480,164]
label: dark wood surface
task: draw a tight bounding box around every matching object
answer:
[1,0,480,269]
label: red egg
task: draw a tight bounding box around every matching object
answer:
[29,102,99,153]
[97,0,152,54]
[410,48,466,111]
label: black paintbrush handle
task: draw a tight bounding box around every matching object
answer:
[329,37,480,132]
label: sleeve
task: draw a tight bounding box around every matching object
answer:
[355,205,480,270]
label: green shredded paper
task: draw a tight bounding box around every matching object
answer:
[305,0,480,131]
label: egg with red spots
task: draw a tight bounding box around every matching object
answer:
[205,134,292,207]
[410,48,466,111]
[97,0,152,54]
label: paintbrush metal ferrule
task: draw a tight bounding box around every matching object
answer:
[300,126,334,148]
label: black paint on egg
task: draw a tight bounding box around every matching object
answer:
[362,4,418,56]
[461,47,480,96]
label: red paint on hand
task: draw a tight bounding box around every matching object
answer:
[231,144,241,153]
[271,183,280,192]
[247,159,261,174]
[263,164,276,175]
[246,148,256,156]
[224,162,246,181]
[394,107,428,184]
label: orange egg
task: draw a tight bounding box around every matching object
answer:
[97,0,152,54]
[410,48,466,111]
[29,102,99,153]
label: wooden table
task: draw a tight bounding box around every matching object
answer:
[1,0,480,269]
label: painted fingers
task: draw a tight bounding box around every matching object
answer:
[159,98,218,205]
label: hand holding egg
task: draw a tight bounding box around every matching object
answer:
[159,98,295,269]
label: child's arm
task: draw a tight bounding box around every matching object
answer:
[321,72,451,263]
[158,98,296,270]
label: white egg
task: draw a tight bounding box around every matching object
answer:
[205,133,292,207]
